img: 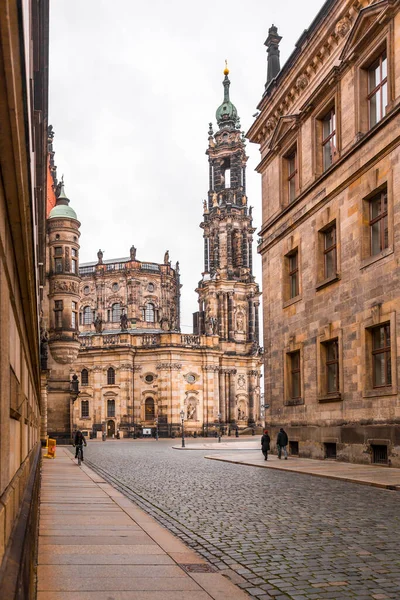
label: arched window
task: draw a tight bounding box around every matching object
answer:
[107,399,115,417]
[83,306,92,325]
[107,367,115,385]
[144,303,155,323]
[81,369,89,386]
[145,397,155,420]
[81,400,89,418]
[112,303,121,322]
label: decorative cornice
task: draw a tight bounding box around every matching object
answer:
[156,363,182,371]
[249,1,365,147]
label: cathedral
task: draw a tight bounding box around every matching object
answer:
[42,67,262,441]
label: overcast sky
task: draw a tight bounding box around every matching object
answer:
[49,0,325,332]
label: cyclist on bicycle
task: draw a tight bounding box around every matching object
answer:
[73,429,87,461]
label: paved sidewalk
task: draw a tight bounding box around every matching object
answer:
[37,448,250,599]
[205,450,400,490]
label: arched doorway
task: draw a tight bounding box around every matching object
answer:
[145,397,155,420]
[107,420,115,437]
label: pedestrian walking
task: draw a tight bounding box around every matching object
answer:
[277,427,288,459]
[261,429,270,461]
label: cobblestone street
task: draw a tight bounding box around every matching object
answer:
[80,440,400,600]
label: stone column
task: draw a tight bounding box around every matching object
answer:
[219,369,226,423]
[228,292,234,341]
[242,231,248,268]
[227,225,233,270]
[218,293,224,339]
[254,301,260,345]
[224,293,229,340]
[133,365,142,433]
[209,236,214,273]
[248,369,257,426]
[204,236,209,273]
[249,237,253,275]
[229,370,237,424]
[248,296,254,342]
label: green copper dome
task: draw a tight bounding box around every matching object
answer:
[48,204,78,220]
[48,179,78,220]
[216,73,238,127]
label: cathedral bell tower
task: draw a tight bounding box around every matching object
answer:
[195,64,260,357]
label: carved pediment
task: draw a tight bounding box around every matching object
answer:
[340,1,398,62]
[269,115,299,151]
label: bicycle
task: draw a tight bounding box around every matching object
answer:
[75,443,84,466]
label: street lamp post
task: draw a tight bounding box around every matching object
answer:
[217,412,222,443]
[180,409,185,448]
[155,417,158,441]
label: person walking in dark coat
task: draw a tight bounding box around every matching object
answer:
[277,427,288,459]
[261,430,271,461]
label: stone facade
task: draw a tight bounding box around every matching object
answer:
[0,1,49,595]
[44,70,262,440]
[248,0,400,465]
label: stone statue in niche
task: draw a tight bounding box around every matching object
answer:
[187,403,196,420]
[94,315,103,333]
[236,313,244,332]
[212,192,218,207]
[97,249,103,264]
[120,311,129,331]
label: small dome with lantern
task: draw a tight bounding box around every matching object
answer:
[48,178,78,220]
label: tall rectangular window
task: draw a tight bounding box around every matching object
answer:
[372,324,391,387]
[324,225,336,279]
[289,351,301,399]
[325,339,339,394]
[322,108,336,171]
[55,300,63,328]
[368,51,387,128]
[71,301,77,329]
[71,259,77,274]
[81,400,89,418]
[287,150,297,203]
[288,251,299,299]
[55,258,63,273]
[369,190,388,256]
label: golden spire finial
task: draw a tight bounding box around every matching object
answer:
[224,59,229,76]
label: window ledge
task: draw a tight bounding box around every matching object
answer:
[10,408,21,421]
[318,393,342,403]
[284,397,304,406]
[316,274,340,291]
[360,247,393,270]
[283,295,302,309]
[363,387,397,398]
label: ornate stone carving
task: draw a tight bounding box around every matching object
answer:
[51,279,79,294]
[203,365,220,372]
[156,363,182,371]
[248,369,259,377]
[237,375,246,389]
[335,16,351,38]
[133,365,142,372]
[295,73,309,90]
